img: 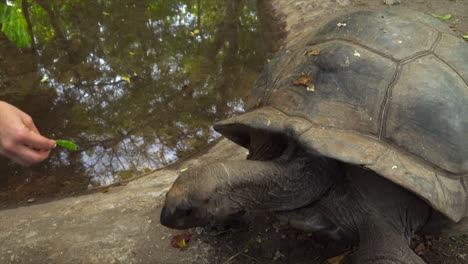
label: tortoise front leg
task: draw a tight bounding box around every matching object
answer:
[352,218,426,264]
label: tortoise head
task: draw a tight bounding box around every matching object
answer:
[160,164,246,229]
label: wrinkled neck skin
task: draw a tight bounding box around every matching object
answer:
[218,149,342,212]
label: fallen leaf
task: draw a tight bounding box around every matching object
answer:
[129,51,136,55]
[27,198,35,203]
[171,233,192,249]
[102,11,110,16]
[180,168,189,172]
[121,76,131,84]
[293,73,312,87]
[326,254,346,264]
[293,73,316,92]
[462,35,468,39]
[193,29,200,34]
[414,242,429,256]
[40,76,48,83]
[307,50,320,56]
[432,13,452,20]
[337,22,347,27]
[100,188,110,193]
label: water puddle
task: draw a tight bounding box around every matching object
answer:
[0,0,284,204]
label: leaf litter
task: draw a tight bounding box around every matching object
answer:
[171,233,192,249]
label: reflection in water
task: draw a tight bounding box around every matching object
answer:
[0,0,284,204]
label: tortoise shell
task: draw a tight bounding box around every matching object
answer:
[214,9,468,222]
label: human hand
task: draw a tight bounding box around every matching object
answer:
[0,101,56,166]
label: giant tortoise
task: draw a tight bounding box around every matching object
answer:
[160,8,468,263]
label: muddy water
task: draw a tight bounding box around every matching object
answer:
[0,0,284,204]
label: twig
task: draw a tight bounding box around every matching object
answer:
[222,240,255,264]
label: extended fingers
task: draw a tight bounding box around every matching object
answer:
[19,129,56,151]
[1,143,51,166]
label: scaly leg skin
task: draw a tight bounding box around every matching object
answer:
[352,218,426,264]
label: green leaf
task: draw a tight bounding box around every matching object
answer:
[56,140,77,151]
[463,35,468,39]
[0,3,32,47]
[180,168,188,172]
[40,76,48,82]
[431,13,452,20]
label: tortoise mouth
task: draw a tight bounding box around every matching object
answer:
[160,203,247,230]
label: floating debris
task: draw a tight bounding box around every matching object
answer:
[189,29,200,37]
[121,76,131,84]
[353,50,361,57]
[337,22,347,27]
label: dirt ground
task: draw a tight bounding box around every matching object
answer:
[152,209,468,264]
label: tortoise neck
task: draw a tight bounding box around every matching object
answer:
[221,155,344,212]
